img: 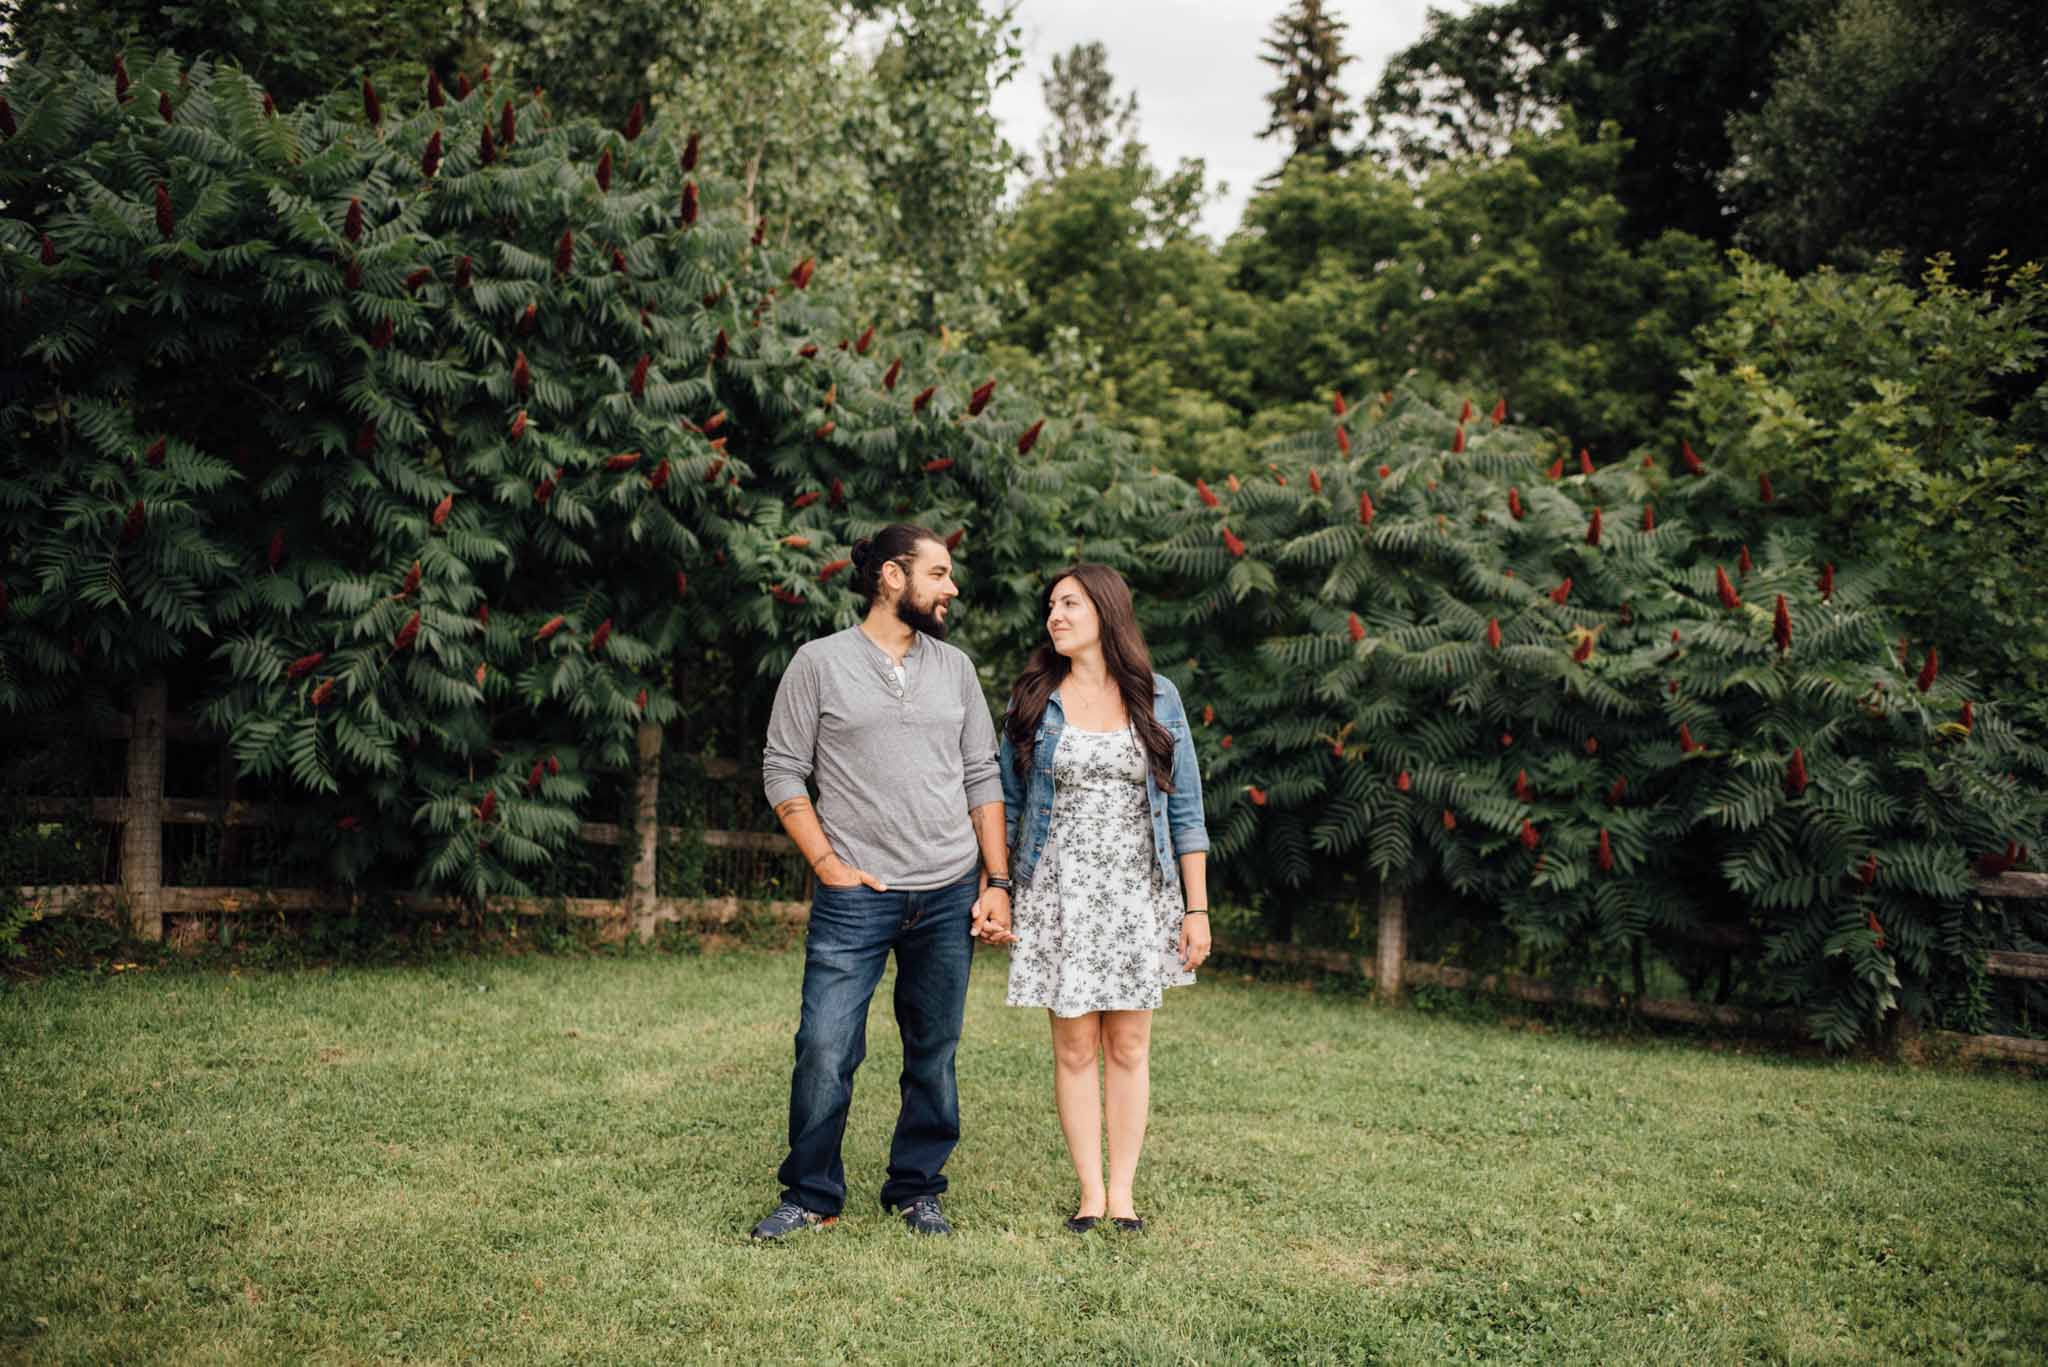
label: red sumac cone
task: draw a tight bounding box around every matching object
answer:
[1308,469,1323,495]
[363,77,382,127]
[1508,488,1524,520]
[510,409,527,441]
[528,763,544,795]
[1680,439,1705,476]
[1961,700,1975,733]
[1196,479,1219,508]
[1773,595,1792,653]
[393,611,420,652]
[1491,397,1507,424]
[1520,819,1540,851]
[1597,829,1614,873]
[1917,647,1939,693]
[1459,398,1474,424]
[1738,544,1754,578]
[589,619,612,653]
[1642,504,1656,532]
[1547,456,1564,480]
[1759,471,1775,503]
[945,528,964,550]
[1549,578,1572,605]
[1395,771,1412,793]
[702,412,727,434]
[1451,425,1465,454]
[344,259,363,291]
[40,233,57,266]
[396,560,421,598]
[479,123,496,166]
[310,678,335,706]
[513,351,531,396]
[1819,563,1835,601]
[968,380,996,416]
[1248,786,1269,807]
[596,147,612,191]
[500,99,516,147]
[675,572,689,599]
[924,457,954,474]
[405,267,432,293]
[1858,853,1878,887]
[648,459,670,490]
[612,248,627,275]
[1443,809,1457,831]
[159,90,174,124]
[682,131,700,171]
[827,478,844,507]
[1786,747,1809,797]
[789,257,816,289]
[679,182,698,227]
[534,472,556,504]
[547,755,561,776]
[454,255,473,289]
[355,420,376,456]
[1332,392,1347,416]
[432,494,453,528]
[1222,527,1246,558]
[1579,448,1595,477]
[1336,426,1351,455]
[883,358,902,391]
[268,530,285,570]
[1585,506,1603,546]
[143,437,166,467]
[553,229,573,276]
[712,328,729,361]
[286,651,325,679]
[814,421,836,439]
[1513,770,1531,803]
[369,318,393,350]
[1017,419,1045,455]
[1679,724,1698,754]
[535,616,565,642]
[630,354,650,399]
[344,197,364,242]
[1348,613,1365,642]
[1377,464,1390,479]
[427,70,444,109]
[605,451,641,473]
[1714,564,1740,609]
[912,386,936,413]
[155,183,174,240]
[1572,635,1593,663]
[854,325,875,356]
[477,791,496,823]
[1608,776,1627,803]
[820,559,850,582]
[1486,618,1502,650]
[622,100,644,140]
[1358,491,1375,527]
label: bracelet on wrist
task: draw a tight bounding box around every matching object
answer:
[985,875,1013,892]
[1184,908,1209,916]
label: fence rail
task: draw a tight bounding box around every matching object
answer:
[9,681,2045,1063]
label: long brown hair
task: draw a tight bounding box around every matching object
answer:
[1005,563,1175,792]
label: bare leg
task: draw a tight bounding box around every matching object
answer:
[1101,1009,1153,1220]
[1049,1012,1105,1217]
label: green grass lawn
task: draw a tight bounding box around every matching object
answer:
[3,949,2044,1365]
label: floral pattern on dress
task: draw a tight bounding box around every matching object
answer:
[1006,725,1193,1017]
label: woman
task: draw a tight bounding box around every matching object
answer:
[992,563,1211,1233]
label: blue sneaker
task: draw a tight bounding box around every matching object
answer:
[750,1201,837,1240]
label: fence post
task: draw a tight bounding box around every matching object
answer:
[1375,883,1407,1000]
[629,719,661,942]
[121,678,167,941]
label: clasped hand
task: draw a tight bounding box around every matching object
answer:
[972,886,1017,946]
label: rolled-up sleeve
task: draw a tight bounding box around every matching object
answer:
[960,667,1004,810]
[761,649,819,809]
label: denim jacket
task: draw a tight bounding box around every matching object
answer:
[999,673,1210,891]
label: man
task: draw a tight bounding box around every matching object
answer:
[750,523,1015,1239]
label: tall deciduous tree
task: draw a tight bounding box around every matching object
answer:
[1723,0,2048,280]
[1037,40,1140,178]
[1365,0,1830,245]
[1258,0,1356,172]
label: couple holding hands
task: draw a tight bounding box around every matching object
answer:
[751,523,1211,1240]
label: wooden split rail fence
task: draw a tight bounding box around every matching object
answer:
[11,683,2046,1063]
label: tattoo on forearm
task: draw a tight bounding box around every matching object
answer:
[774,797,812,820]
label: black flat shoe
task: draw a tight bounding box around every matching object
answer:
[1110,1216,1145,1233]
[1063,1215,1101,1233]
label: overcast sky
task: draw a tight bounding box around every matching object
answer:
[987,1,1462,241]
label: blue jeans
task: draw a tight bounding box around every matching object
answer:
[777,873,977,1216]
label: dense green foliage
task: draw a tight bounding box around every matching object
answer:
[0,50,1068,899]
[1141,390,2046,1046]
[1679,253,2048,726]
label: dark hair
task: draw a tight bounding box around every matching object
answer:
[1005,563,1175,792]
[850,523,943,609]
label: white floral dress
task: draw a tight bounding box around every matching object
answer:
[1006,725,1194,1017]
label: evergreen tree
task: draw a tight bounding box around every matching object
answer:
[1258,0,1356,172]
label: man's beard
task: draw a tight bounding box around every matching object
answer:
[895,587,949,640]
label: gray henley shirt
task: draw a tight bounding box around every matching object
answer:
[761,626,1004,890]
